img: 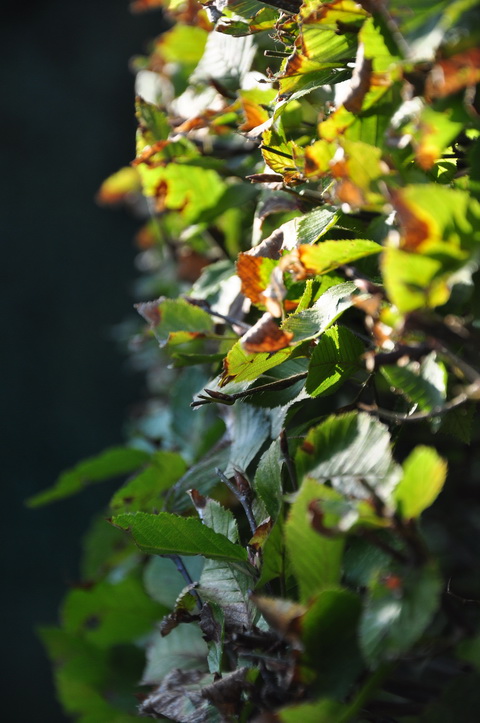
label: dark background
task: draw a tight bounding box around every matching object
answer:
[1,2,165,719]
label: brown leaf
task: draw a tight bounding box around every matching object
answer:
[139,669,213,721]
[392,190,433,250]
[251,595,305,643]
[237,254,271,306]
[425,48,480,100]
[248,517,273,551]
[241,313,294,353]
[247,173,285,184]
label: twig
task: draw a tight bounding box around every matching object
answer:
[216,467,257,535]
[166,554,203,608]
[191,372,307,408]
[358,382,479,424]
[446,578,480,605]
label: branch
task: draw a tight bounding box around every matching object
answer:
[191,372,307,408]
[358,381,480,424]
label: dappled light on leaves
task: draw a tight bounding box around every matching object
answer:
[35,0,480,720]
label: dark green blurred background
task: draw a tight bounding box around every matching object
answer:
[1,2,164,719]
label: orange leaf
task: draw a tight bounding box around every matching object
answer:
[241,313,294,353]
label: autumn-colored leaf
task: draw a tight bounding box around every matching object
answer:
[241,313,294,353]
[425,48,480,100]
[236,254,278,306]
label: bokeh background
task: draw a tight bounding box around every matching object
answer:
[2,2,165,719]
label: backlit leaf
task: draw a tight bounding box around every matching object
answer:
[297,239,381,275]
[285,479,345,602]
[394,446,447,520]
[306,324,364,397]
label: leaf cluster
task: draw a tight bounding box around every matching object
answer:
[36,1,480,721]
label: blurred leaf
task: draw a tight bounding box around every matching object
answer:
[142,625,208,684]
[295,412,401,502]
[381,351,447,412]
[165,440,231,513]
[144,556,204,608]
[301,588,362,696]
[27,447,150,507]
[110,450,187,513]
[96,166,141,205]
[306,325,364,397]
[359,564,442,666]
[137,297,214,348]
[285,479,345,602]
[394,446,447,519]
[62,575,165,649]
[297,239,381,276]
[112,511,249,562]
[277,698,349,722]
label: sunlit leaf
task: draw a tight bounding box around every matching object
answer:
[306,324,364,397]
[296,412,401,502]
[394,446,447,519]
[381,351,447,412]
[297,239,381,275]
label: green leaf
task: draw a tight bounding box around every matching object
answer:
[109,451,187,513]
[142,625,208,685]
[359,564,442,666]
[277,698,349,723]
[137,297,214,347]
[27,447,150,507]
[253,438,283,520]
[381,351,447,412]
[62,575,165,649]
[306,325,364,397]
[295,412,401,502]
[394,446,447,520]
[282,282,362,343]
[285,479,345,602]
[381,247,451,312]
[295,206,341,244]
[165,440,231,513]
[301,588,363,696]
[193,494,239,544]
[225,402,271,475]
[195,490,256,631]
[112,511,249,562]
[298,239,381,276]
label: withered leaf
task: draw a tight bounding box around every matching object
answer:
[236,254,278,307]
[425,48,480,100]
[248,517,273,551]
[139,669,217,722]
[251,595,305,643]
[241,313,294,353]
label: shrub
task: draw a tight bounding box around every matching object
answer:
[31,0,480,720]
